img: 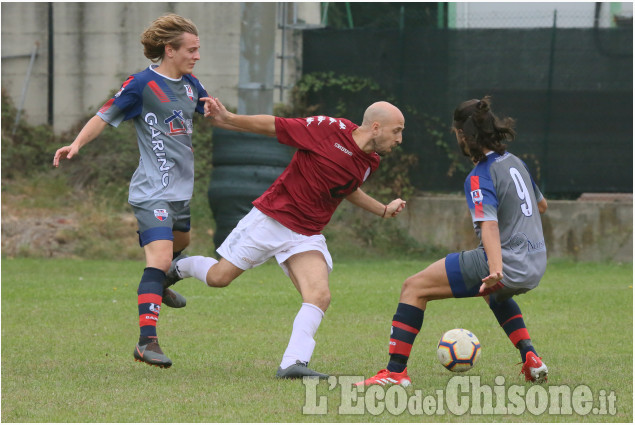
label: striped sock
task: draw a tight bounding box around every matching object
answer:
[137,267,166,343]
[489,297,537,362]
[387,303,424,373]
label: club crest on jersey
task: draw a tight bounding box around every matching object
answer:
[184,84,194,101]
[470,189,483,203]
[154,209,169,222]
[164,109,191,135]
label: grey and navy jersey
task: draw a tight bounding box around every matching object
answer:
[465,151,546,289]
[97,65,208,203]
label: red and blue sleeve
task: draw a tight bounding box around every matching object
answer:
[97,75,142,126]
[465,171,498,222]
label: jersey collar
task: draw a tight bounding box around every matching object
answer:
[149,64,183,82]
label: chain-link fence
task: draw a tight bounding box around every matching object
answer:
[302,20,632,195]
[320,3,633,30]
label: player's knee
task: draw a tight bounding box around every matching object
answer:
[402,275,425,299]
[305,289,330,312]
[319,292,331,311]
[151,255,173,274]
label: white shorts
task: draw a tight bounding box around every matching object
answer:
[217,207,333,276]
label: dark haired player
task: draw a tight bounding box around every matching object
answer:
[357,96,548,387]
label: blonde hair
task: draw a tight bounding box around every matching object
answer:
[140,14,198,62]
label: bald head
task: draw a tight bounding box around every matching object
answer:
[353,101,405,155]
[361,101,404,127]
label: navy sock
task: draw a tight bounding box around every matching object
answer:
[137,267,166,341]
[516,339,537,363]
[387,303,424,373]
[489,297,536,362]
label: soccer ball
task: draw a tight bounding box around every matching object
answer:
[437,328,481,372]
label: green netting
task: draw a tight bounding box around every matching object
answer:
[302,27,632,195]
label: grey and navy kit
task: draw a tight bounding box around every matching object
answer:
[446,151,547,298]
[97,64,208,203]
[97,65,208,245]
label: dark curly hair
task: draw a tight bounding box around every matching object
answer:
[452,96,516,163]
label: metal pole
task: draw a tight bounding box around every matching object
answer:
[238,3,276,115]
[12,42,39,135]
[541,10,557,193]
[48,2,54,127]
[321,2,329,27]
[437,2,444,28]
[397,6,405,104]
[345,2,354,28]
[279,2,286,102]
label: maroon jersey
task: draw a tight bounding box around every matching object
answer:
[253,116,381,235]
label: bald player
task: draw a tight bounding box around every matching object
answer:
[165,98,407,378]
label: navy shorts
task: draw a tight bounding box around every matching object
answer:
[445,248,530,303]
[130,199,191,247]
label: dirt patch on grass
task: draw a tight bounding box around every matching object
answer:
[2,206,79,258]
[1,191,141,259]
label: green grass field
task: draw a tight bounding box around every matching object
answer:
[1,258,632,422]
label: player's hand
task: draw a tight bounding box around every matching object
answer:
[201,97,215,117]
[478,271,503,294]
[53,145,79,167]
[385,198,406,218]
[201,97,228,121]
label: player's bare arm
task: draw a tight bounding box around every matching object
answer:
[202,97,276,137]
[478,220,504,290]
[53,115,108,167]
[538,197,548,214]
[345,188,406,218]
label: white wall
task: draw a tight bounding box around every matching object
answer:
[452,2,633,28]
[1,2,321,132]
[341,195,633,262]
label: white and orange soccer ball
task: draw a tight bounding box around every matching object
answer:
[437,328,482,372]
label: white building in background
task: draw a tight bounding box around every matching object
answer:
[1,3,321,132]
[1,2,631,132]
[451,2,633,28]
